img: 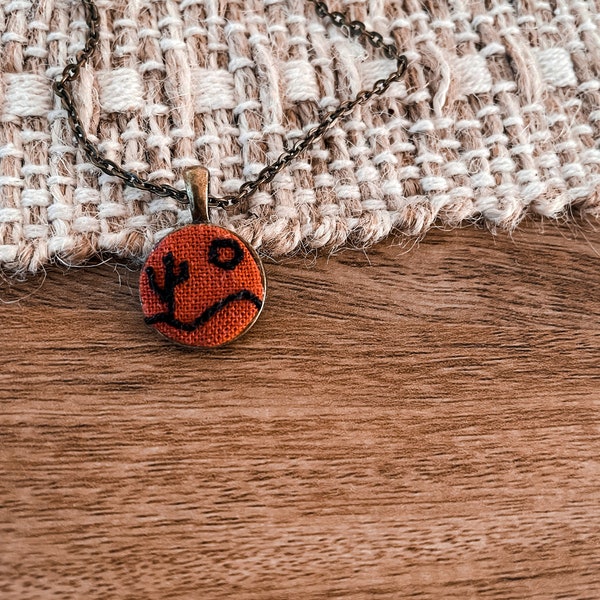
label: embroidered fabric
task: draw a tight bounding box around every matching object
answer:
[1,0,599,272]
[139,224,265,347]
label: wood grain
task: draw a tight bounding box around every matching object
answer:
[1,222,599,599]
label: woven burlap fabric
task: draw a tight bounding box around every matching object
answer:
[1,0,599,272]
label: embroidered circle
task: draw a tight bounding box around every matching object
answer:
[139,224,265,348]
[208,238,244,270]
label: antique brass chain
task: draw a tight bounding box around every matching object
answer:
[54,0,407,209]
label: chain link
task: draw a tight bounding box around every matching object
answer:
[54,0,407,209]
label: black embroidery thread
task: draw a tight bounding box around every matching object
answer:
[145,251,189,317]
[208,238,244,270]
[144,251,262,332]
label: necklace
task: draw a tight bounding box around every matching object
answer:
[54,0,407,348]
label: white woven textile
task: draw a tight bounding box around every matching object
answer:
[1,0,599,272]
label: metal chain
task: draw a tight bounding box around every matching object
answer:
[54,0,407,209]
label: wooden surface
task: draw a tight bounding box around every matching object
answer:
[1,221,599,599]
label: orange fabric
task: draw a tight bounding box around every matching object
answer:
[139,224,265,347]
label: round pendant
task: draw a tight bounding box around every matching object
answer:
[140,223,266,348]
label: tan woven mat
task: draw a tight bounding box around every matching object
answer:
[1,0,599,272]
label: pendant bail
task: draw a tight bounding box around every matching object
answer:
[183,166,210,224]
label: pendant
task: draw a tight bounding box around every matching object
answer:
[139,167,266,348]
